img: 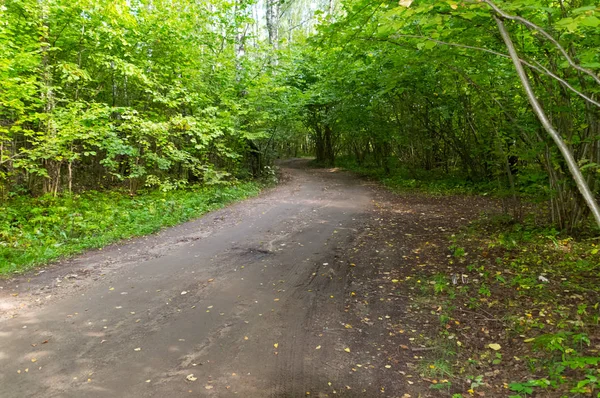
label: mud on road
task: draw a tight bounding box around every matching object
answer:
[0,159,496,397]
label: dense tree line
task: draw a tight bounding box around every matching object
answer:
[276,0,600,231]
[0,0,280,197]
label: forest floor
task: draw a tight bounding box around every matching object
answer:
[0,159,597,397]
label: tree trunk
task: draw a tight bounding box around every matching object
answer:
[494,15,600,230]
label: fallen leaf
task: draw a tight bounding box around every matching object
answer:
[205,385,213,390]
[134,347,141,351]
[344,347,351,353]
[186,374,197,382]
[488,343,501,351]
[274,343,279,348]
[181,291,187,295]
[316,345,321,350]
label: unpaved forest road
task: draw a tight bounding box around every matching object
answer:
[0,159,398,397]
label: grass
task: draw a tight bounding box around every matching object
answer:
[335,157,498,196]
[0,182,261,274]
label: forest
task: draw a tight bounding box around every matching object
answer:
[2,0,600,231]
[1,0,600,396]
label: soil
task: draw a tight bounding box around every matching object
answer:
[0,159,502,397]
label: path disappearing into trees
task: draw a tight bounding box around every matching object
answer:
[0,159,391,397]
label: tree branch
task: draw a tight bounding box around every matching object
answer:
[483,0,600,86]
[494,15,600,229]
[380,35,600,108]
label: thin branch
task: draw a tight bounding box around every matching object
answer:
[379,35,600,108]
[483,0,600,86]
[0,153,24,165]
[495,15,600,229]
[529,59,600,108]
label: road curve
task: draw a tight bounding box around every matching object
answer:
[0,159,377,397]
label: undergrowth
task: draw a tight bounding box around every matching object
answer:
[0,182,261,274]
[409,213,600,397]
[344,159,600,396]
[336,158,498,196]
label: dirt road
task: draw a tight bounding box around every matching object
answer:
[0,159,391,397]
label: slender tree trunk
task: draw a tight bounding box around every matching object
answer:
[266,0,281,67]
[494,16,600,229]
[40,0,60,196]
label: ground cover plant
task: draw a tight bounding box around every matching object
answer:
[342,164,600,397]
[0,182,260,274]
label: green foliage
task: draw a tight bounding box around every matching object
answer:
[0,182,260,274]
[278,0,600,231]
[0,0,281,198]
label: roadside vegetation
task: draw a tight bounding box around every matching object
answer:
[342,161,599,397]
[0,182,260,274]
[408,218,600,397]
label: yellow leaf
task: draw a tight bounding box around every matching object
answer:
[488,343,501,351]
[315,345,321,350]
[391,279,399,283]
[399,0,413,7]
[274,343,279,348]
[244,336,249,340]
[344,347,351,353]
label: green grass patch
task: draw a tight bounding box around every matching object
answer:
[0,182,261,275]
[335,157,497,196]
